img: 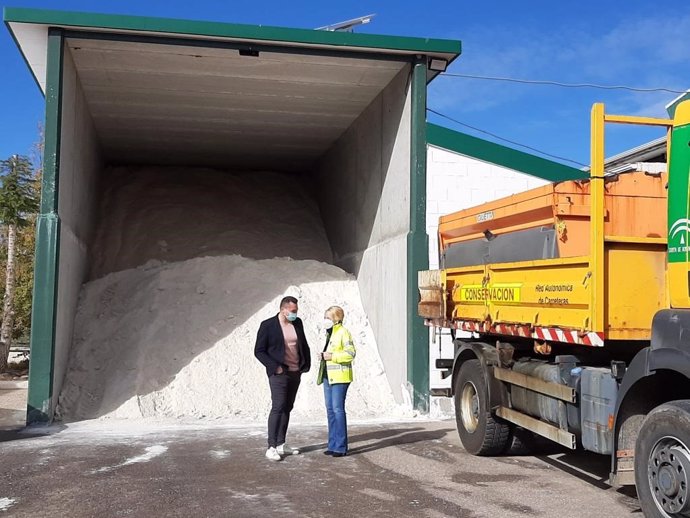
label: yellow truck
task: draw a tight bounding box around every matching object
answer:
[419,102,690,518]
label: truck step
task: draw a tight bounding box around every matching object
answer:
[430,388,452,397]
[435,359,454,369]
[496,406,576,449]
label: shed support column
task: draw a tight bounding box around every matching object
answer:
[27,28,63,423]
[407,56,429,412]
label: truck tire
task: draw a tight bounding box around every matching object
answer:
[504,427,539,456]
[503,426,554,456]
[635,401,690,517]
[454,359,510,456]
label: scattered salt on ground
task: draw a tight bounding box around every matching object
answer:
[120,445,168,466]
[0,498,16,512]
[209,450,231,459]
[57,255,408,423]
[92,444,168,474]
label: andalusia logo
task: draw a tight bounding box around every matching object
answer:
[670,218,690,252]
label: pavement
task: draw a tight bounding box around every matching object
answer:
[0,388,26,430]
[0,418,640,517]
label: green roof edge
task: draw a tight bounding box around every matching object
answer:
[426,122,587,183]
[3,7,462,59]
[666,92,690,119]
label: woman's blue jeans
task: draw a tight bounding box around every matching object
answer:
[322,378,350,454]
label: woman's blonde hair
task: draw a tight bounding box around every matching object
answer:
[325,305,345,324]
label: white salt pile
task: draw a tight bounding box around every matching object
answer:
[57,167,405,422]
[57,256,402,422]
[89,167,333,279]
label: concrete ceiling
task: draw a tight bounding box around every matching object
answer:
[66,37,407,172]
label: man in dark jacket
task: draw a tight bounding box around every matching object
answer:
[254,296,311,461]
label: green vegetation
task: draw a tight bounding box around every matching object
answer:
[0,154,40,372]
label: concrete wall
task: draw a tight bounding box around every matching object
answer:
[52,47,103,410]
[314,66,411,403]
[425,144,549,393]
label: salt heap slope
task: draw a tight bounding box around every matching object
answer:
[57,167,402,422]
[89,167,333,279]
[57,256,399,421]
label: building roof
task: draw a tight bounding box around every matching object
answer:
[4,7,462,94]
[427,122,587,183]
[604,136,667,174]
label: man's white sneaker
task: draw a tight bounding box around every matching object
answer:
[265,447,282,461]
[277,444,300,455]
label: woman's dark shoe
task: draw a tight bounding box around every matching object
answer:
[332,452,347,457]
[323,450,334,456]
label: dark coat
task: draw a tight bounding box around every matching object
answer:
[254,315,311,376]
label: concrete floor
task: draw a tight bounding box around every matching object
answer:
[0,418,639,517]
[0,387,26,430]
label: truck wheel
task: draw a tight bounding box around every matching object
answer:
[454,359,510,456]
[504,427,539,455]
[503,426,554,455]
[635,401,690,517]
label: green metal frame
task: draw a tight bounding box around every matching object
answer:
[408,58,430,412]
[3,7,462,54]
[27,28,63,423]
[427,122,587,183]
[4,7,461,81]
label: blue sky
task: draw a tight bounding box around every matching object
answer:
[1,0,689,167]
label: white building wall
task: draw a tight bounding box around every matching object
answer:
[425,144,549,400]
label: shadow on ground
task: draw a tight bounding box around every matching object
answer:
[0,423,67,444]
[300,426,455,455]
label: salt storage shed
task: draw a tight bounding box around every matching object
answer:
[4,8,462,422]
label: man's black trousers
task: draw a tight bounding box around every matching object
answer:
[267,371,301,448]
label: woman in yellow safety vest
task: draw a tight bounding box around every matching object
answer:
[317,305,356,457]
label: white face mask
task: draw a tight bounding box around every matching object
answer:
[322,319,334,329]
